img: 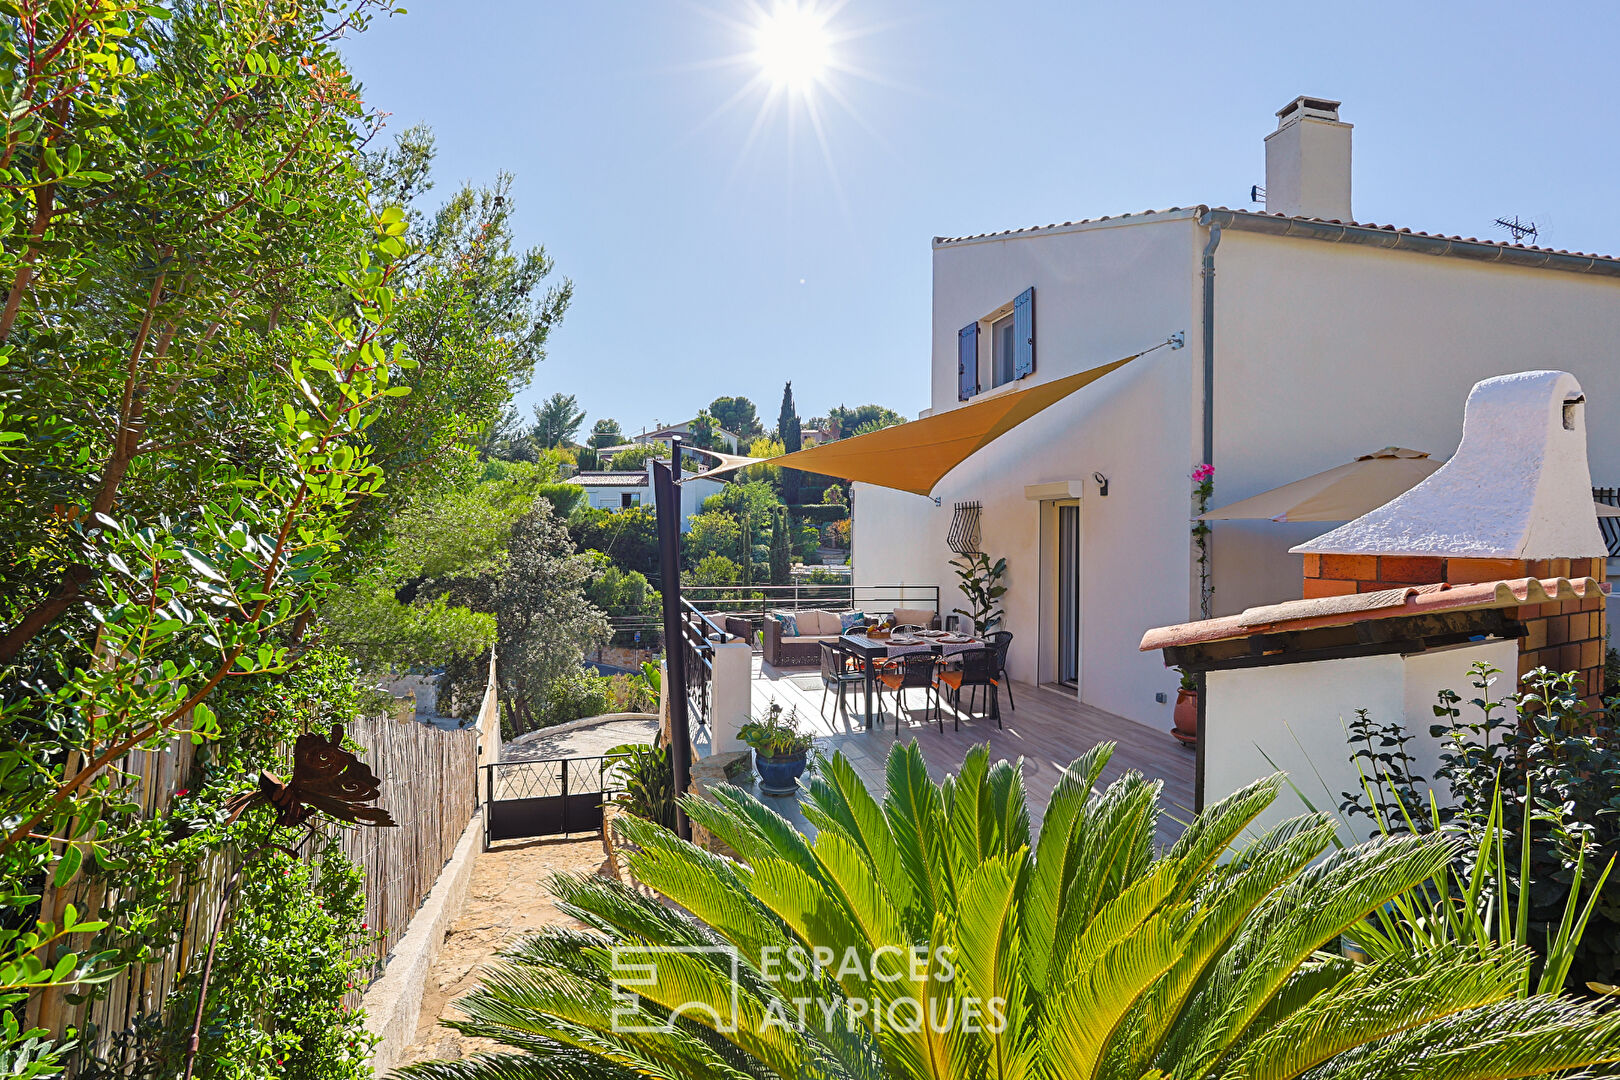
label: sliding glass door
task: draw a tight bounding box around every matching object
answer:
[1057,504,1080,687]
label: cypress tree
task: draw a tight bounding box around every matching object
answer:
[778,381,802,504]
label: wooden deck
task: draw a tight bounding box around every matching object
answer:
[694,656,1196,847]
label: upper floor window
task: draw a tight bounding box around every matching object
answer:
[958,286,1035,401]
[991,311,1017,388]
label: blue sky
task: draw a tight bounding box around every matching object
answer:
[342,1,1620,435]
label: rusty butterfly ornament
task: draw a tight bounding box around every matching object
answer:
[225,724,397,829]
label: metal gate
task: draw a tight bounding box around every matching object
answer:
[481,755,624,848]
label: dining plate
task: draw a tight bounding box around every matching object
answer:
[939,634,972,644]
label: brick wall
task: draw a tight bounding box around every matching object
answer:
[1302,553,1608,702]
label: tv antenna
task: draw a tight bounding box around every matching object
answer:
[1493,215,1538,244]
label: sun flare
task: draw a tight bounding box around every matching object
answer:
[753,3,832,92]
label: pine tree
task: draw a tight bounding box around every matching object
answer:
[778,381,802,505]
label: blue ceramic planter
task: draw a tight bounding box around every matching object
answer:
[755,750,808,795]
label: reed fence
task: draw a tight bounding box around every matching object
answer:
[32,657,497,1073]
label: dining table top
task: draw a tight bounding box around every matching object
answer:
[839,630,987,657]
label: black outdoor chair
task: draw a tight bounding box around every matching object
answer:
[819,641,864,719]
[877,651,941,731]
[936,647,1001,730]
[986,630,1014,710]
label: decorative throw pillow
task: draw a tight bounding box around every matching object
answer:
[773,613,799,637]
[839,610,867,633]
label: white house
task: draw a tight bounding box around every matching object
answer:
[854,96,1620,733]
[573,470,723,533]
[632,420,744,454]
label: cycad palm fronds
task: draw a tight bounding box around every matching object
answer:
[398,740,1620,1080]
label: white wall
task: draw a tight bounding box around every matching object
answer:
[1203,638,1519,842]
[677,476,724,532]
[883,212,1206,729]
[1210,230,1620,616]
[584,486,645,512]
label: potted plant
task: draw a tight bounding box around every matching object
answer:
[1172,667,1198,748]
[738,702,814,795]
[949,552,1007,636]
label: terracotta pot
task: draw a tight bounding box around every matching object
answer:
[1171,688,1198,748]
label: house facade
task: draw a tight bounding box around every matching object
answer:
[853,96,1620,731]
[573,470,723,532]
[632,420,744,454]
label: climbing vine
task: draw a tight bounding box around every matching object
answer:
[1191,464,1214,617]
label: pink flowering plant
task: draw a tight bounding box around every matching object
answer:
[1192,464,1215,617]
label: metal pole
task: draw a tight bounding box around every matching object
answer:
[653,449,693,840]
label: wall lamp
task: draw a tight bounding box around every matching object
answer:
[1093,471,1109,496]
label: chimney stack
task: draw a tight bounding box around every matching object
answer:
[1264,96,1352,221]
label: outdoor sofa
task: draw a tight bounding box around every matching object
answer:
[762,607,940,668]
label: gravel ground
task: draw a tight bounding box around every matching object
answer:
[395,836,612,1065]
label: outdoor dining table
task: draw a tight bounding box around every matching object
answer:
[838,631,987,729]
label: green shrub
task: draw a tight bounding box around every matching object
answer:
[1342,664,1620,990]
[605,742,675,829]
[796,503,846,524]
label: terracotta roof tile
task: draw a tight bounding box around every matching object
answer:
[1139,576,1609,652]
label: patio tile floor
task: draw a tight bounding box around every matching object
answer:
[694,655,1196,848]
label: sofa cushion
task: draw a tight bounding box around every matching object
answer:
[798,609,838,636]
[839,610,867,633]
[770,612,800,636]
[893,607,937,628]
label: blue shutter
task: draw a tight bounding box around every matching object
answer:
[1013,286,1035,379]
[958,322,979,400]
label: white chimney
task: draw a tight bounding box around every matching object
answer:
[1264,96,1352,221]
[1293,370,1608,561]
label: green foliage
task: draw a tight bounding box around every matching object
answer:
[532,669,612,730]
[440,501,609,734]
[769,506,792,585]
[357,128,570,510]
[319,458,561,671]
[684,511,742,566]
[532,393,586,449]
[585,554,660,644]
[777,382,802,503]
[602,442,663,471]
[797,503,849,524]
[736,702,814,758]
[400,741,1620,1080]
[142,843,376,1079]
[533,482,586,518]
[1342,664,1620,990]
[567,505,659,583]
[950,552,1008,635]
[588,417,622,449]
[708,396,763,438]
[687,409,722,451]
[689,554,741,587]
[738,435,784,487]
[828,402,904,437]
[605,742,675,830]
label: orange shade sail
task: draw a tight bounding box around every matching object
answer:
[688,353,1141,496]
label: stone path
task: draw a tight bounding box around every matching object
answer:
[501,716,658,762]
[395,836,611,1065]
